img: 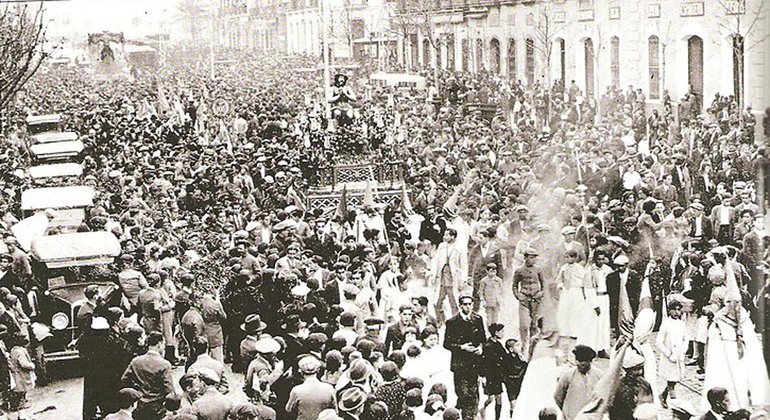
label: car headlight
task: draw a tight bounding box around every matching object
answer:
[51,312,69,331]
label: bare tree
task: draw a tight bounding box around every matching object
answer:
[0,4,50,111]
[531,3,564,90]
[176,0,209,44]
[331,1,355,61]
[389,0,445,86]
[714,0,768,111]
[654,21,674,99]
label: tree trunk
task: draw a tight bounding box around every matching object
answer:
[433,44,440,94]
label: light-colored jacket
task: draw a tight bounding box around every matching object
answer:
[9,345,35,393]
[431,241,468,286]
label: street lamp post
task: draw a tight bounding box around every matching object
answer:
[210,13,216,79]
[321,0,332,120]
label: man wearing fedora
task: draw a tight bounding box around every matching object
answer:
[444,294,486,420]
[337,386,367,420]
[286,355,335,420]
[240,313,268,367]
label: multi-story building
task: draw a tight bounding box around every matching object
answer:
[394,0,767,110]
[219,0,286,52]
[220,0,395,61]
[219,0,767,111]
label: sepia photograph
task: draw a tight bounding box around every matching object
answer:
[0,0,769,419]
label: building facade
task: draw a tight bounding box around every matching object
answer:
[397,0,767,109]
[219,0,767,110]
[220,0,395,61]
[219,0,286,52]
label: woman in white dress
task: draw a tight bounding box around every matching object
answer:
[702,297,770,411]
[510,331,566,419]
[578,252,612,356]
[555,250,587,338]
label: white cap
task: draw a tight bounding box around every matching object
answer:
[91,317,109,330]
[613,255,630,265]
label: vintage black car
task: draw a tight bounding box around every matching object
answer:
[28,232,122,363]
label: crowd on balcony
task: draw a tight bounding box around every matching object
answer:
[0,47,766,420]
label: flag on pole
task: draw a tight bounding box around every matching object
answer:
[287,186,307,213]
[400,183,413,215]
[144,98,157,117]
[443,184,462,216]
[633,269,656,344]
[173,96,187,122]
[136,99,151,120]
[362,180,376,208]
[216,120,232,154]
[723,256,743,343]
[157,85,171,115]
[334,185,348,221]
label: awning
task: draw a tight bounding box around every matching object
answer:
[353,36,398,44]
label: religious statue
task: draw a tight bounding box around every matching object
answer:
[329,74,357,127]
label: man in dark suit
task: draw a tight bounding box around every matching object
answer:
[0,254,20,291]
[443,295,486,420]
[740,216,764,296]
[606,255,642,333]
[323,263,348,306]
[688,202,713,243]
[419,205,447,246]
[384,304,419,354]
[468,228,504,312]
[121,332,175,420]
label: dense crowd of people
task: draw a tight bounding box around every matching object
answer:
[0,46,767,420]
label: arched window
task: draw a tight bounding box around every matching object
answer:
[476,39,484,72]
[490,38,501,74]
[422,38,431,66]
[648,35,660,99]
[611,36,620,88]
[410,34,419,69]
[446,34,456,70]
[688,35,703,105]
[507,38,516,79]
[525,37,535,86]
[555,38,566,84]
[584,38,595,97]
